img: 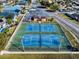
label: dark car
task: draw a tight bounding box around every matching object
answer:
[45,9,54,12]
[72,13,79,21]
[65,13,79,21]
[65,13,75,19]
[36,6,46,8]
[59,9,66,12]
[0,19,3,22]
[67,45,79,51]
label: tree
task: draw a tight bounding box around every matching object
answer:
[49,18,54,22]
[50,3,59,11]
[4,28,9,34]
[40,0,45,5]
[63,0,71,6]
[0,33,3,38]
[0,16,4,18]
[6,14,13,19]
[6,14,13,24]
[7,18,13,24]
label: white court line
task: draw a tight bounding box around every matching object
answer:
[21,36,25,52]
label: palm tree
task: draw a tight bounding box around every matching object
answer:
[50,3,59,11]
[4,28,9,34]
[7,18,13,24]
[6,14,13,24]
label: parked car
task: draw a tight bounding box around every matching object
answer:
[46,9,54,12]
[36,6,46,8]
[65,13,79,21]
[72,13,79,21]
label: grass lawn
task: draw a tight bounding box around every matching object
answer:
[0,54,78,59]
[0,26,16,51]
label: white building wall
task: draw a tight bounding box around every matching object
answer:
[31,0,37,3]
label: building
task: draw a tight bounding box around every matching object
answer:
[17,0,29,5]
[0,19,3,28]
[71,0,79,3]
[3,5,21,15]
[0,18,7,32]
[7,0,17,4]
[0,22,6,32]
[71,0,79,11]
[0,0,6,3]
[39,0,63,2]
[52,0,63,2]
[31,0,37,3]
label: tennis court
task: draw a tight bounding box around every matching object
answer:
[22,34,61,47]
[8,22,71,51]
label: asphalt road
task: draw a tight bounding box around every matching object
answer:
[53,13,79,41]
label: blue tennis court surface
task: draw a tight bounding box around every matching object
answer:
[22,34,61,48]
[41,24,57,32]
[20,23,70,49]
[22,34,39,47]
[23,23,59,32]
[26,24,39,32]
[41,34,61,47]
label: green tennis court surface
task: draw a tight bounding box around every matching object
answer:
[8,22,71,51]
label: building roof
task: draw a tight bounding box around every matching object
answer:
[0,12,15,18]
[0,22,4,26]
[17,0,27,5]
[3,5,21,11]
[0,28,4,32]
[0,0,6,2]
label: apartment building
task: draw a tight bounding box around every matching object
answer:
[39,0,63,3]
[0,0,6,3]
[71,0,79,3]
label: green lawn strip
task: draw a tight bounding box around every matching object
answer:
[0,26,16,50]
[0,54,74,59]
